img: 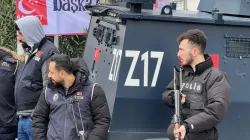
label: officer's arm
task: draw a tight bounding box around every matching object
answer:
[184,72,231,133]
[162,79,177,108]
[88,84,111,140]
[32,88,50,140]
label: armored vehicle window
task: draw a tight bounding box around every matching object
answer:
[225,36,250,58]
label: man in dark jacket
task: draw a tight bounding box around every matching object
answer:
[162,29,231,140]
[0,47,20,140]
[15,16,59,140]
[32,54,111,140]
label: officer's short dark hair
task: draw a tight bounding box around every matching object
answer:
[177,29,207,53]
[50,54,74,74]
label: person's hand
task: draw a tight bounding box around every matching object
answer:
[181,94,186,104]
[174,125,186,140]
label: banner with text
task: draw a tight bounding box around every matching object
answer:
[16,0,97,35]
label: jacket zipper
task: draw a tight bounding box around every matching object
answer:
[15,63,26,105]
[13,60,19,104]
[63,88,79,139]
[15,52,37,105]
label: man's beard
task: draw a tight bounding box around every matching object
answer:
[183,57,194,66]
[181,53,194,67]
[20,41,31,52]
[49,78,65,88]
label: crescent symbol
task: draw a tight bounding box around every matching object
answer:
[18,0,36,15]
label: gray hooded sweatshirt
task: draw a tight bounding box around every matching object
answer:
[15,16,45,48]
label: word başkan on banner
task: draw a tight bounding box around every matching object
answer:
[16,0,97,35]
[53,0,92,13]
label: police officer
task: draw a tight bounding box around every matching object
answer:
[15,16,59,140]
[0,47,20,140]
[162,29,231,140]
[32,54,111,140]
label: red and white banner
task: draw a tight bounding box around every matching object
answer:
[16,0,97,35]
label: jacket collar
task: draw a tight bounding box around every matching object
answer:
[29,37,47,54]
[182,54,213,75]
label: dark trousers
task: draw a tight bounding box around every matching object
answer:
[167,123,218,140]
[0,126,17,140]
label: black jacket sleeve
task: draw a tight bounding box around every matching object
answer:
[162,79,175,108]
[88,84,111,140]
[184,70,231,133]
[32,87,50,140]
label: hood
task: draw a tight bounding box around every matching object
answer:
[0,47,22,62]
[15,16,45,48]
[71,58,90,85]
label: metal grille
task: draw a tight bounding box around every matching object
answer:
[225,36,250,58]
